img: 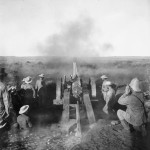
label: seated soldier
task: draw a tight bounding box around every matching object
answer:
[117,78,147,136]
[17,105,32,130]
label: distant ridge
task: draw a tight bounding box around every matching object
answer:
[0,56,150,64]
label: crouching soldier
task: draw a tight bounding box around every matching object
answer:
[117,78,147,136]
[17,105,32,130]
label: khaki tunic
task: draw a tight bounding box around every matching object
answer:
[21,83,35,98]
[35,79,45,92]
[101,80,109,101]
[118,91,147,126]
[17,114,32,129]
[103,86,116,114]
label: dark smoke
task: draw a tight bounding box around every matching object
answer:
[38,17,100,57]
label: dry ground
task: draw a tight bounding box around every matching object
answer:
[72,119,150,150]
[0,56,150,150]
[1,104,150,150]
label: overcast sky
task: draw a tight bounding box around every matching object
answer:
[0,0,150,57]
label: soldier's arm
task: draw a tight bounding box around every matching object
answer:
[27,117,32,128]
[31,86,36,98]
[118,95,131,105]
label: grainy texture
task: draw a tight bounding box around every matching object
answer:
[72,119,150,150]
[83,93,96,125]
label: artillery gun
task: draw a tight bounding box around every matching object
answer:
[53,62,96,136]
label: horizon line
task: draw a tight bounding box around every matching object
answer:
[0,56,150,58]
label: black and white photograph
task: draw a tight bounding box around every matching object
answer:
[0,0,150,149]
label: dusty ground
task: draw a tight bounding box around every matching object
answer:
[0,56,150,150]
[0,100,150,150]
[0,124,81,150]
[0,106,82,150]
[71,119,150,150]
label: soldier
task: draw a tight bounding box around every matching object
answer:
[101,75,109,101]
[22,76,35,106]
[0,78,9,129]
[103,81,116,114]
[117,78,147,136]
[0,70,18,131]
[35,74,46,107]
[8,85,23,115]
[17,105,32,130]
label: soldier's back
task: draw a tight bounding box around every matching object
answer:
[17,114,29,129]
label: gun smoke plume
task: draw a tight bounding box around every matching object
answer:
[37,16,114,57]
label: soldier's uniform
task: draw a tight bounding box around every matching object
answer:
[101,80,109,101]
[102,81,116,114]
[35,74,46,107]
[17,105,32,130]
[0,81,18,129]
[21,77,35,106]
[101,75,109,101]
[17,114,32,130]
[0,81,9,128]
[117,78,147,136]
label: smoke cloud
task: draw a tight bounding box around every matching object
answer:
[37,16,114,57]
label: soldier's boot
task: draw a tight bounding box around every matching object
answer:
[120,119,130,130]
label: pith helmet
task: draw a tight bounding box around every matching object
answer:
[129,78,141,92]
[19,105,29,114]
[101,75,108,79]
[39,74,44,78]
[24,76,32,84]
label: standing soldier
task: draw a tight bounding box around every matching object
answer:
[101,75,109,101]
[102,81,116,114]
[22,76,35,106]
[8,85,23,116]
[35,74,46,108]
[0,69,18,131]
[0,78,9,129]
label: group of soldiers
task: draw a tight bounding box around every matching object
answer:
[100,75,148,136]
[0,71,46,132]
[0,68,149,137]
[20,74,46,107]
